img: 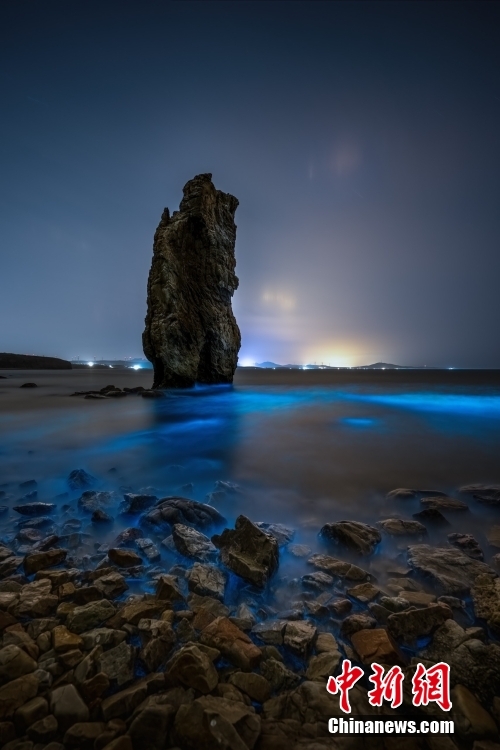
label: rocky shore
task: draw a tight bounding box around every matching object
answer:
[0,472,498,749]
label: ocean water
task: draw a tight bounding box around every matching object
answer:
[1,368,499,575]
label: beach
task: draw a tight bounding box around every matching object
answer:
[0,368,499,747]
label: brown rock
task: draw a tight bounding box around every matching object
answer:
[108,549,142,568]
[387,603,453,644]
[13,696,48,734]
[165,644,218,693]
[155,575,183,601]
[319,520,381,556]
[52,626,84,653]
[49,684,89,732]
[120,599,164,625]
[350,628,404,666]
[23,549,67,576]
[472,574,500,636]
[201,616,262,670]
[0,645,37,686]
[0,675,39,719]
[80,672,110,702]
[128,704,175,750]
[174,695,260,750]
[101,680,149,721]
[283,620,316,656]
[94,572,128,599]
[27,713,58,743]
[452,684,498,740]
[143,173,241,388]
[212,515,279,588]
[63,721,106,749]
[228,672,271,703]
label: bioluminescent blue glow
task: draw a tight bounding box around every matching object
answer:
[340,418,378,428]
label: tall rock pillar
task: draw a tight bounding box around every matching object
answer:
[142,173,241,388]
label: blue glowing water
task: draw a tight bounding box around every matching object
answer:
[1,372,500,557]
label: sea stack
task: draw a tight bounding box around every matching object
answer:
[143,173,241,388]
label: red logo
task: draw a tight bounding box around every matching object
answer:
[326,659,364,714]
[368,663,404,709]
[326,660,452,713]
[412,662,452,711]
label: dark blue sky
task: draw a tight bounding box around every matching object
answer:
[1,1,499,367]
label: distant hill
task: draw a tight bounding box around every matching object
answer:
[253,360,432,370]
[0,353,72,370]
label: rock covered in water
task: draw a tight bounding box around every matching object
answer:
[212,515,279,587]
[143,496,225,531]
[319,520,381,555]
[407,544,496,595]
[142,173,241,388]
[67,470,96,490]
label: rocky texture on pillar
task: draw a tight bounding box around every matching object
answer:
[143,173,241,388]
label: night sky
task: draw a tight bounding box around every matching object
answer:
[1,1,499,368]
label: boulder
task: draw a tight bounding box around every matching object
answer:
[63,722,106,749]
[386,603,452,644]
[129,704,175,750]
[23,549,67,576]
[472,574,500,636]
[98,642,135,686]
[155,574,183,601]
[14,695,48,734]
[68,470,96,490]
[187,563,226,600]
[108,548,142,568]
[460,484,500,504]
[26,713,58,743]
[452,684,498,741]
[0,674,38,719]
[49,684,89,732]
[251,620,287,646]
[260,658,301,693]
[172,524,217,561]
[17,580,58,618]
[283,620,316,656]
[101,680,149,721]
[387,488,446,500]
[13,503,55,516]
[121,494,157,514]
[306,651,341,681]
[413,508,450,526]
[307,553,370,581]
[52,626,84,653]
[255,523,294,546]
[407,544,496,595]
[78,491,114,513]
[200,616,262,670]
[377,518,427,536]
[228,672,271,703]
[94,572,128,599]
[420,496,469,511]
[165,644,218,693]
[350,628,404,665]
[448,532,484,560]
[143,496,225,531]
[212,515,279,587]
[174,694,260,750]
[319,521,381,556]
[66,600,116,633]
[0,645,37,686]
[143,173,241,388]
